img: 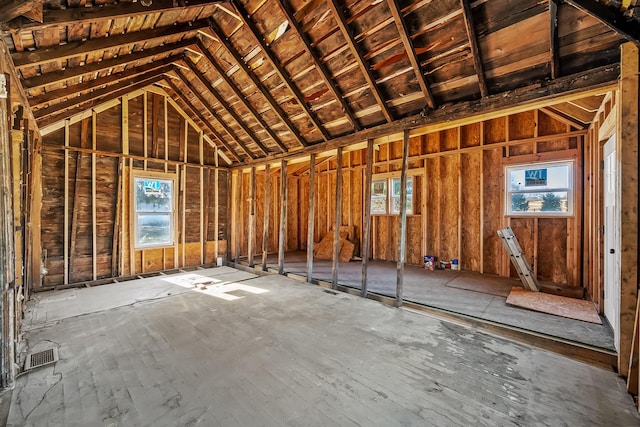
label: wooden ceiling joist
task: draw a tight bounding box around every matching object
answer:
[460,0,489,97]
[34,65,175,121]
[550,0,560,79]
[195,40,288,153]
[30,55,183,109]
[232,1,331,142]
[208,19,307,148]
[4,0,221,31]
[277,0,361,132]
[387,0,436,110]
[174,68,257,160]
[38,74,166,130]
[184,58,271,156]
[326,0,393,123]
[12,20,208,69]
[164,79,242,163]
[563,0,640,46]
[21,38,196,90]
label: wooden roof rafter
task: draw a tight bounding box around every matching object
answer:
[563,0,640,46]
[276,0,361,132]
[231,0,331,142]
[550,0,560,79]
[460,0,489,97]
[173,67,257,160]
[34,64,176,121]
[207,19,308,148]
[29,54,184,109]
[387,0,436,110]
[0,0,42,24]
[21,38,196,90]
[194,39,288,153]
[11,20,208,69]
[325,0,394,123]
[183,57,272,156]
[163,78,243,163]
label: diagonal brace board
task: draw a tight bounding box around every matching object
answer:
[498,227,540,292]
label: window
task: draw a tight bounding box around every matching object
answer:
[133,174,176,248]
[370,176,413,215]
[505,160,573,216]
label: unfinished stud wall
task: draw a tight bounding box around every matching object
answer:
[39,91,228,288]
[235,107,586,287]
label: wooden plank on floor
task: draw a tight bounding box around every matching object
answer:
[506,288,602,324]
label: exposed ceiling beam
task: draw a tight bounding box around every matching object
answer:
[550,0,560,79]
[460,0,489,97]
[34,65,175,120]
[0,0,41,24]
[22,38,196,90]
[563,0,640,46]
[539,107,585,129]
[231,1,331,142]
[195,40,288,153]
[174,68,256,160]
[277,0,361,132]
[29,54,183,109]
[234,64,618,169]
[387,0,436,110]
[184,58,271,156]
[326,0,393,123]
[3,0,221,31]
[12,20,208,69]
[37,74,166,129]
[207,19,307,147]
[164,79,242,164]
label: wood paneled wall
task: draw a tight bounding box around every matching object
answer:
[39,91,228,287]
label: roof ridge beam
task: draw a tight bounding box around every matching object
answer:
[173,68,257,160]
[325,0,394,123]
[184,57,271,156]
[207,19,307,147]
[12,20,208,69]
[231,1,332,141]
[30,54,184,108]
[195,40,288,153]
[22,38,196,90]
[460,0,489,97]
[387,0,436,110]
[277,0,361,132]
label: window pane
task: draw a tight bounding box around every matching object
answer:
[371,180,387,214]
[510,192,569,213]
[135,178,173,212]
[137,213,172,245]
[390,178,413,213]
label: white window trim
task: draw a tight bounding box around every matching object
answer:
[370,172,418,216]
[131,170,178,249]
[505,159,574,217]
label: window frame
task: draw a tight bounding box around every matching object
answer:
[370,174,414,216]
[504,159,574,217]
[131,170,178,250]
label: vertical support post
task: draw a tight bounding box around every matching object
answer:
[396,130,410,307]
[332,147,343,289]
[63,120,70,285]
[248,166,256,267]
[91,110,97,281]
[262,163,271,271]
[200,132,204,265]
[164,96,169,270]
[306,154,316,283]
[214,148,219,261]
[226,170,232,264]
[278,159,287,274]
[361,140,373,297]
[234,170,242,267]
[618,42,639,378]
[143,92,148,171]
[181,167,187,267]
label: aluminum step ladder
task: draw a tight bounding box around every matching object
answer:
[497,227,540,292]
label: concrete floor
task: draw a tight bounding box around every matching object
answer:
[258,252,615,350]
[7,267,640,426]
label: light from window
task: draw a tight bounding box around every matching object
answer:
[371,179,387,214]
[505,160,573,216]
[370,176,413,215]
[134,176,175,248]
[390,177,413,214]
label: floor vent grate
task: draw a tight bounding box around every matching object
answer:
[24,348,59,371]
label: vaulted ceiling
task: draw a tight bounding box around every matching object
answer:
[1,0,637,166]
